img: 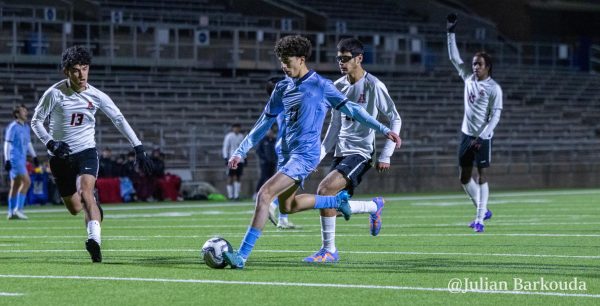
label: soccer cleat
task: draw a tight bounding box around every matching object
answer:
[468,220,476,228]
[370,197,385,236]
[302,248,339,263]
[7,213,17,220]
[222,250,245,269]
[484,209,492,221]
[276,220,297,229]
[12,210,28,220]
[335,190,351,221]
[85,239,102,263]
[473,222,485,233]
[268,204,277,226]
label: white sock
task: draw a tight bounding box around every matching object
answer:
[87,220,101,245]
[462,179,480,209]
[233,182,241,198]
[278,214,288,223]
[226,185,233,199]
[349,200,377,214]
[320,216,336,253]
[477,182,489,223]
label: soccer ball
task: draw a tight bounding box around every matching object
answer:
[201,237,232,269]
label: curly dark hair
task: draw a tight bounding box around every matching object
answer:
[274,35,312,60]
[61,45,92,70]
[474,51,493,77]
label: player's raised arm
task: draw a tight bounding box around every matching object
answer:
[446,13,471,79]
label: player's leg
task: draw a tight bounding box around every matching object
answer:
[7,177,18,219]
[226,170,234,200]
[302,170,347,263]
[13,173,31,219]
[223,172,297,268]
[473,138,493,231]
[459,134,480,229]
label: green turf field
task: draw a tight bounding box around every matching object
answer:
[1,188,599,305]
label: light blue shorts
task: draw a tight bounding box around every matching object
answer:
[278,154,318,188]
[9,161,28,180]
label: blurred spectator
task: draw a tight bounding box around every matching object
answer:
[255,127,277,197]
[98,147,117,178]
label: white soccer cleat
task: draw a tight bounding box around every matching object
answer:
[277,220,297,229]
[268,204,278,226]
[13,210,28,220]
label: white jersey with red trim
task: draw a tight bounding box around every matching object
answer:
[31,79,141,155]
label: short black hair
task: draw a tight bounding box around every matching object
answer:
[12,104,26,118]
[274,35,312,60]
[474,51,493,76]
[266,76,285,96]
[232,123,241,128]
[61,45,92,70]
[337,38,364,56]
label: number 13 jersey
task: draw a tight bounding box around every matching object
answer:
[31,79,141,155]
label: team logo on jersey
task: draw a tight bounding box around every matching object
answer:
[357,94,366,104]
[468,92,476,103]
[87,101,94,110]
[479,90,485,96]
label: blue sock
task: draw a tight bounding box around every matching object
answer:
[313,195,339,209]
[16,193,26,211]
[238,227,262,260]
[8,197,17,214]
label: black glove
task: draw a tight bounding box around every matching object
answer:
[46,140,71,158]
[4,160,11,171]
[33,157,40,167]
[447,13,457,33]
[134,145,154,175]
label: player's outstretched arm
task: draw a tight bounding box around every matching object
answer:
[446,13,471,79]
[339,101,400,148]
[232,113,277,162]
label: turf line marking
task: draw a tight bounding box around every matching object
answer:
[0,274,597,298]
[1,249,598,259]
[2,233,599,240]
[0,292,24,296]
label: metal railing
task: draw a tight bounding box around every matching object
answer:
[0,17,577,72]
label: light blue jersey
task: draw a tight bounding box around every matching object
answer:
[4,121,32,178]
[234,70,390,182]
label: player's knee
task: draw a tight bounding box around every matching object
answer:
[316,184,336,196]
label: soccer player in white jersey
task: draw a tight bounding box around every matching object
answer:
[4,104,39,220]
[222,123,245,200]
[447,14,503,233]
[303,38,402,262]
[31,46,154,262]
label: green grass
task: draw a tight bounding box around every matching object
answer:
[1,189,599,305]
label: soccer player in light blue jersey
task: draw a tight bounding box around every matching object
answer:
[222,35,401,269]
[4,104,39,220]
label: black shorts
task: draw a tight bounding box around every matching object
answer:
[330,154,372,196]
[458,133,492,168]
[49,148,99,197]
[227,162,244,177]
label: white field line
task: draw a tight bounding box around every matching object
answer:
[0,292,24,296]
[22,189,600,215]
[3,222,600,231]
[2,233,600,240]
[0,248,598,260]
[0,274,598,298]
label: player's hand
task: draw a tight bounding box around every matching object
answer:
[33,157,40,167]
[228,155,242,169]
[376,162,390,173]
[133,145,155,175]
[385,131,402,149]
[4,160,11,171]
[470,137,482,150]
[46,140,71,159]
[447,13,457,33]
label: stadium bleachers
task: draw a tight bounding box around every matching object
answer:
[1,63,598,176]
